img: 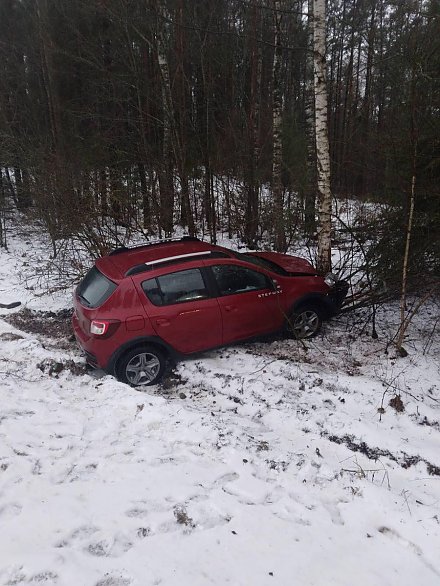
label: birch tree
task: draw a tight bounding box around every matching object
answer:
[313,0,332,274]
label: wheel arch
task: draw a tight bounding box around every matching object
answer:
[291,293,333,319]
[107,336,177,376]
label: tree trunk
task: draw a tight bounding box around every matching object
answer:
[304,0,317,236]
[0,169,6,248]
[272,0,286,252]
[36,0,62,155]
[155,3,175,236]
[360,1,376,197]
[245,2,261,248]
[175,0,195,235]
[138,163,150,231]
[313,0,332,274]
[396,64,418,356]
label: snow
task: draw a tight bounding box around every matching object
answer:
[0,219,439,586]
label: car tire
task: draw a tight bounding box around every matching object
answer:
[116,345,166,387]
[285,304,323,340]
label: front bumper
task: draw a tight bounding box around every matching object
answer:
[328,280,349,314]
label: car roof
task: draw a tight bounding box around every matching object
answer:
[96,238,234,280]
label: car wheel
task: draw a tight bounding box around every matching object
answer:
[117,345,166,387]
[285,305,322,339]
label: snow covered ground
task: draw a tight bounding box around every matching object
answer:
[0,220,439,586]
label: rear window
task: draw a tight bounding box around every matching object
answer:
[77,267,117,308]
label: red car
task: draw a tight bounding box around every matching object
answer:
[72,237,348,386]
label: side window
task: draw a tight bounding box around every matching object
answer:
[142,268,209,306]
[142,278,162,306]
[212,264,272,296]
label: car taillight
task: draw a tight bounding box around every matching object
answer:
[90,319,120,338]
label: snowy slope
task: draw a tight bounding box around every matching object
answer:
[0,221,439,586]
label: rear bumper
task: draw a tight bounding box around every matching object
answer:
[72,313,103,369]
[84,350,99,368]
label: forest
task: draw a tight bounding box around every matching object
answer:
[1,4,440,582]
[0,0,439,298]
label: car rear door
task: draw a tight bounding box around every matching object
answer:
[206,262,284,343]
[134,266,223,354]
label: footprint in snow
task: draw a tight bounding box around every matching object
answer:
[0,568,58,585]
[86,532,133,558]
[210,472,239,488]
[322,500,346,526]
[55,525,99,548]
[0,503,22,520]
[95,575,132,586]
[378,526,440,578]
[27,571,58,583]
[125,507,149,518]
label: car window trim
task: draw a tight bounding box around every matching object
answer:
[206,264,273,298]
[141,267,213,307]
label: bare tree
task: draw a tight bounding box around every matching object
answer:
[154,0,175,237]
[244,1,262,248]
[272,0,286,252]
[303,0,317,236]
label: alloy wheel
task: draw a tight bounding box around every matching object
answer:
[292,310,320,339]
[125,352,161,385]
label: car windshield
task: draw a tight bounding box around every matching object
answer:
[235,252,287,275]
[77,267,117,308]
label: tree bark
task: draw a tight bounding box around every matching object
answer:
[313,0,332,274]
[175,0,195,235]
[245,2,261,248]
[396,64,418,356]
[155,2,175,237]
[272,0,286,252]
[304,0,317,236]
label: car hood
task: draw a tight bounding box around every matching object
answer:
[251,252,317,275]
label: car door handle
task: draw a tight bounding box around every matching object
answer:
[156,318,170,326]
[179,309,200,316]
[224,305,234,312]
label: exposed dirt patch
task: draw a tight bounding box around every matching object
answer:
[173,505,195,528]
[389,394,405,412]
[37,357,88,377]
[0,332,25,342]
[416,415,440,432]
[324,433,440,476]
[4,308,74,348]
[159,370,187,392]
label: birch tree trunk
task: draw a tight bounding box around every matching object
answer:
[313,0,332,274]
[272,0,286,252]
[304,0,317,236]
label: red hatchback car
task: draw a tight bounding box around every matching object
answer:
[72,237,348,386]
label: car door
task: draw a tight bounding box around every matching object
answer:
[137,267,223,354]
[208,263,284,343]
